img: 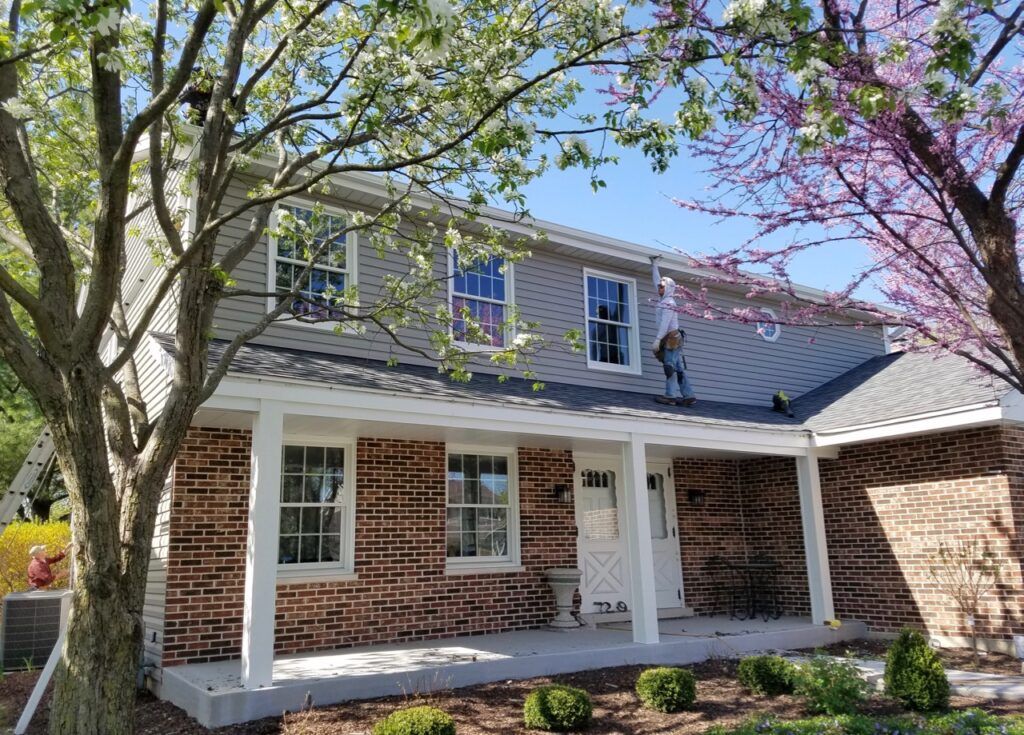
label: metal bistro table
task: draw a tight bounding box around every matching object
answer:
[724,557,783,622]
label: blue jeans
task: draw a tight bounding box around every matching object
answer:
[662,346,695,399]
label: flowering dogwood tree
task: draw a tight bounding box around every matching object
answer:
[626,0,1024,392]
[0,1,688,731]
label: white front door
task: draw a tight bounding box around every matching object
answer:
[575,458,686,615]
[575,462,630,615]
[646,463,684,609]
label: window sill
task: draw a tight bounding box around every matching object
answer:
[276,569,358,585]
[445,564,525,576]
[453,341,507,354]
[585,360,641,376]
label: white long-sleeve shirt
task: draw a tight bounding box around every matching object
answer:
[652,261,679,343]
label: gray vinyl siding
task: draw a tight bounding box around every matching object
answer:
[142,469,173,669]
[208,177,884,405]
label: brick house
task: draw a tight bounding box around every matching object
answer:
[122,162,1024,725]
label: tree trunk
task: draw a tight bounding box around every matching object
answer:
[39,369,149,735]
[48,587,141,735]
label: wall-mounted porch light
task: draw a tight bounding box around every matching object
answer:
[687,488,706,507]
[552,484,572,504]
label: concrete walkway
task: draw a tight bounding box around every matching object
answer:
[790,656,1024,702]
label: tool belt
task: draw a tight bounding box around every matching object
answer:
[654,330,685,364]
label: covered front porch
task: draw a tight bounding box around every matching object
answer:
[161,616,865,727]
[150,348,844,726]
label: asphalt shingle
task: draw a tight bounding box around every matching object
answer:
[793,351,1008,431]
[152,335,1012,436]
[152,335,806,432]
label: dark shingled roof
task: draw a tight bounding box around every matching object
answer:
[152,334,805,432]
[154,335,1011,436]
[793,351,1008,432]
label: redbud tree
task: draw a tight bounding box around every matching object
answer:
[625,0,1024,391]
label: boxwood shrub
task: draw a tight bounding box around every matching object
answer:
[523,684,593,732]
[737,655,797,696]
[884,628,950,712]
[372,705,456,735]
[635,666,697,712]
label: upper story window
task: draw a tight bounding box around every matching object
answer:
[584,269,640,374]
[270,204,357,325]
[446,451,518,566]
[755,308,781,343]
[451,253,511,348]
[278,444,353,572]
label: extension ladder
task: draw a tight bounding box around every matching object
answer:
[0,428,55,532]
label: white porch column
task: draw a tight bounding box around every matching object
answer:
[241,400,284,688]
[621,434,659,644]
[795,454,835,625]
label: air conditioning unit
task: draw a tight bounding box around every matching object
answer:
[1,590,69,671]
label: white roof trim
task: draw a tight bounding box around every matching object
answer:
[809,404,1010,448]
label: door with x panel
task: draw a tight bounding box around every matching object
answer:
[575,461,630,615]
[647,463,684,609]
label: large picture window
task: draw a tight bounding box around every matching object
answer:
[278,444,349,568]
[451,253,510,348]
[270,204,356,324]
[446,452,517,563]
[584,271,638,373]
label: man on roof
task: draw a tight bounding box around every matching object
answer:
[651,256,697,407]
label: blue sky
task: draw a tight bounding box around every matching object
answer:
[521,148,883,300]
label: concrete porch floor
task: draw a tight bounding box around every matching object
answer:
[158,616,867,728]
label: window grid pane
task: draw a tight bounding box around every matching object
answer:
[586,275,633,367]
[452,253,508,346]
[279,445,348,566]
[447,453,512,560]
[274,205,352,323]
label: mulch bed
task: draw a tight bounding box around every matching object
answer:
[0,658,1019,735]
[812,640,1024,677]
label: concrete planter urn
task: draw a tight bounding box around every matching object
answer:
[544,567,583,629]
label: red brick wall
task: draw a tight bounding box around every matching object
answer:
[162,434,577,664]
[820,426,1024,641]
[162,428,251,666]
[674,458,746,615]
[739,457,812,617]
[673,457,812,618]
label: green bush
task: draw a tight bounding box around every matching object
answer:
[792,655,869,715]
[737,655,797,696]
[523,685,592,732]
[883,629,950,712]
[372,706,456,735]
[635,667,696,712]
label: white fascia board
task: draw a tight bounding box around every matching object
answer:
[204,373,812,455]
[810,404,1007,448]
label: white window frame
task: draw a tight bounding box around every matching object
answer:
[276,437,358,582]
[755,307,782,343]
[266,200,359,332]
[447,249,514,352]
[444,444,521,571]
[582,268,641,375]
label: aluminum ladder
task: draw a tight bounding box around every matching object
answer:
[0,428,54,532]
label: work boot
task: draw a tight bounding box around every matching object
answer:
[678,397,697,407]
[654,396,675,406]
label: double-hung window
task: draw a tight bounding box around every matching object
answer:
[270,204,356,324]
[446,451,518,566]
[584,270,639,373]
[278,444,352,572]
[451,253,510,348]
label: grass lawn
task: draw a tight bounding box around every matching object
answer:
[0,657,1020,734]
